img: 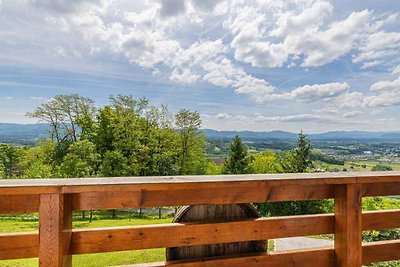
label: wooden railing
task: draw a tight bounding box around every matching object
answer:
[0,172,399,266]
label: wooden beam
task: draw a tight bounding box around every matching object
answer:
[334,184,363,267]
[363,209,400,230]
[131,248,335,267]
[1,171,399,195]
[362,240,400,264]
[72,214,333,254]
[39,194,73,267]
[73,184,334,210]
[363,182,400,197]
[0,194,39,214]
[0,232,38,260]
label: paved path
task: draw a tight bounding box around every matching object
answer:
[275,237,333,251]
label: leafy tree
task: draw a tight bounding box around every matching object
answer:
[27,94,96,145]
[292,131,312,172]
[204,161,223,175]
[60,140,100,178]
[18,139,56,178]
[371,165,393,171]
[223,135,249,174]
[249,150,283,174]
[175,109,206,175]
[99,150,130,177]
[0,144,22,178]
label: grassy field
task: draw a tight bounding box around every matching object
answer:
[315,159,400,172]
[0,212,171,267]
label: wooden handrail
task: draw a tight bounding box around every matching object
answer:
[0,171,399,266]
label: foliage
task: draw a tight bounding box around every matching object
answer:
[371,164,393,171]
[175,109,206,175]
[310,152,345,165]
[2,94,207,180]
[27,94,96,147]
[0,144,23,178]
[99,150,130,177]
[292,131,312,172]
[60,140,100,178]
[249,150,283,174]
[223,135,249,174]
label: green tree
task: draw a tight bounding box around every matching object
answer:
[60,140,100,178]
[27,94,96,145]
[0,144,22,178]
[175,109,206,175]
[18,139,56,178]
[249,150,283,174]
[292,131,312,172]
[99,150,130,177]
[223,135,249,174]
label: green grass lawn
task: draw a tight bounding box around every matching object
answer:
[0,211,171,267]
[315,159,400,172]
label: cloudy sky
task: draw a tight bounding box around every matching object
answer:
[0,0,399,133]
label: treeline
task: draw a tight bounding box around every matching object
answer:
[309,152,345,165]
[220,133,332,216]
[0,94,211,179]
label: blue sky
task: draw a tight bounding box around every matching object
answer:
[0,0,399,133]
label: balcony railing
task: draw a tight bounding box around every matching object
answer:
[0,172,399,266]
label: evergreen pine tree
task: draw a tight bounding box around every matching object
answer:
[224,135,249,174]
[293,131,312,173]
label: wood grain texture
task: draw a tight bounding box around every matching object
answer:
[363,182,400,197]
[0,171,399,195]
[0,194,39,214]
[0,232,38,260]
[71,214,333,254]
[130,248,335,267]
[166,204,266,261]
[39,194,72,267]
[1,209,397,261]
[334,184,363,267]
[363,209,400,230]
[73,184,334,210]
[362,240,400,264]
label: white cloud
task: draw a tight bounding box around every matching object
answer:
[159,0,186,18]
[30,96,47,100]
[392,65,400,75]
[284,82,350,102]
[343,111,362,118]
[216,113,231,119]
[364,76,400,107]
[30,0,110,14]
[170,68,200,84]
[371,77,400,91]
[1,0,400,128]
[254,113,338,123]
[224,3,390,69]
[191,0,224,12]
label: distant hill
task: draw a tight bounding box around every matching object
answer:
[202,129,400,141]
[0,123,51,136]
[0,123,51,145]
[1,123,400,145]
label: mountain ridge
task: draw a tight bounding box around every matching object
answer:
[0,123,400,141]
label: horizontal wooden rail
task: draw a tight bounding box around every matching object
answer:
[0,172,399,196]
[1,172,399,266]
[131,240,400,267]
[1,173,399,214]
[2,210,399,260]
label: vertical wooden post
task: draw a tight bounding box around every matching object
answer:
[334,184,362,267]
[39,194,73,267]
